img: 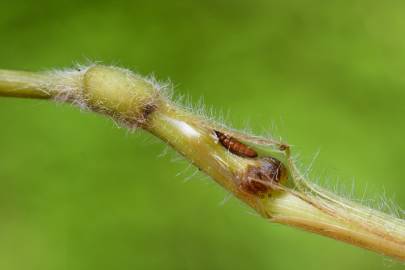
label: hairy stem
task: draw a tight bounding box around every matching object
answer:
[0,65,404,261]
[146,101,405,261]
[0,70,52,99]
[268,190,405,260]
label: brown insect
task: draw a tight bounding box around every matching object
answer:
[214,130,258,158]
[241,157,287,197]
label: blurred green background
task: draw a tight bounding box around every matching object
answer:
[1,0,405,269]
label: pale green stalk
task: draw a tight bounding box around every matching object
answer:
[0,70,51,98]
[0,65,404,261]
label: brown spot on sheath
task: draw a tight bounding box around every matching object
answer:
[137,103,157,125]
[214,130,258,158]
[279,144,289,151]
[240,157,287,197]
[143,103,157,118]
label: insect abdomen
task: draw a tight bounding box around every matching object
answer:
[214,130,258,158]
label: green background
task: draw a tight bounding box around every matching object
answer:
[1,1,405,269]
